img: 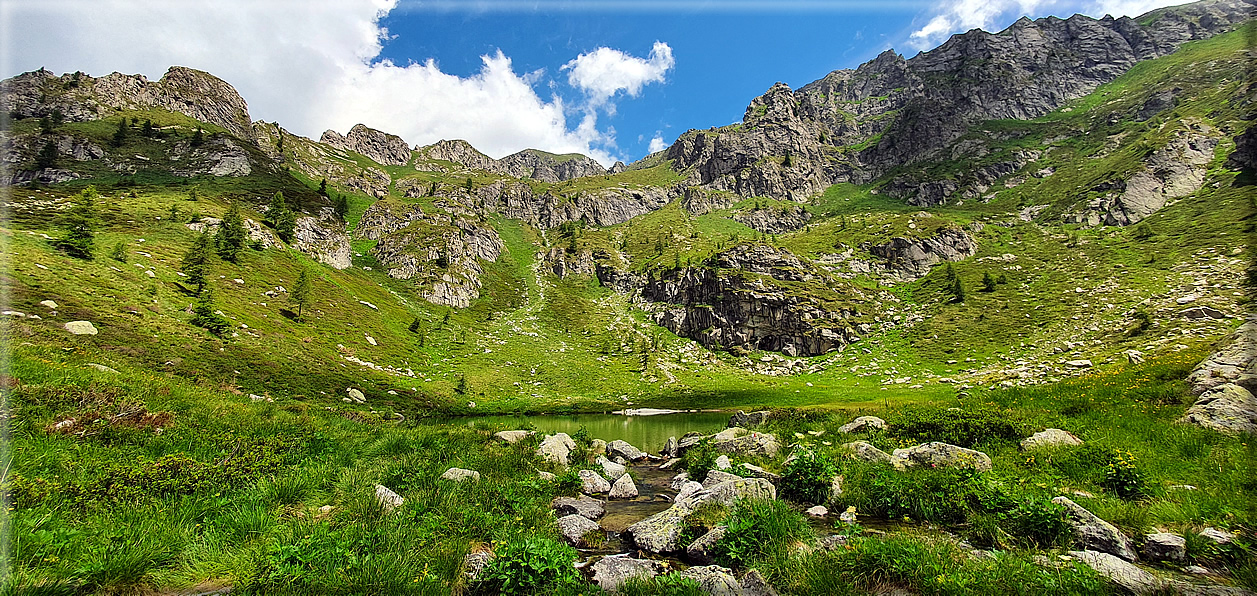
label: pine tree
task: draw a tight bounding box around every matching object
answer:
[290,267,312,320]
[982,271,997,292]
[141,119,155,137]
[216,202,247,262]
[109,241,128,263]
[182,231,212,295]
[56,186,98,259]
[275,209,296,243]
[332,194,349,220]
[318,179,328,196]
[190,127,204,147]
[35,140,58,170]
[190,286,231,336]
[111,119,128,147]
[950,273,967,303]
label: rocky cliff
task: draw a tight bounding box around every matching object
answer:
[3,66,256,141]
[320,124,412,167]
[413,141,609,182]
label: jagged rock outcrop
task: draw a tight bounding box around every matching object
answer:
[1188,321,1257,395]
[882,149,1042,207]
[413,139,496,171]
[864,225,978,280]
[253,121,390,197]
[681,187,738,216]
[3,66,255,140]
[617,244,870,356]
[1064,123,1221,226]
[292,216,352,269]
[412,140,608,182]
[660,0,1254,202]
[397,179,684,229]
[358,200,504,307]
[321,124,412,166]
[733,204,812,233]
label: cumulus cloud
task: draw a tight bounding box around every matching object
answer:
[905,0,1189,51]
[647,133,668,154]
[1,0,667,165]
[562,41,675,108]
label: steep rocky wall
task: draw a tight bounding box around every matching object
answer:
[864,226,979,280]
[320,124,412,166]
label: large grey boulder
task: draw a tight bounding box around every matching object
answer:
[609,474,639,499]
[702,470,742,488]
[597,455,627,480]
[64,320,98,335]
[557,513,602,547]
[662,436,679,458]
[580,469,612,494]
[728,410,771,428]
[890,442,992,472]
[670,471,691,490]
[740,463,782,482]
[439,467,481,482]
[679,565,741,596]
[537,433,577,465]
[1143,532,1186,563]
[841,441,893,463]
[626,505,693,553]
[494,430,533,444]
[1179,383,1257,435]
[676,481,704,502]
[607,440,647,461]
[552,495,605,520]
[689,478,777,507]
[591,556,662,592]
[686,526,727,565]
[1069,550,1164,594]
[1053,497,1138,561]
[712,431,781,458]
[838,416,886,434]
[1021,428,1083,450]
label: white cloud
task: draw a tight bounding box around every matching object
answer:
[1080,0,1185,18]
[562,41,675,108]
[1,0,668,165]
[647,133,668,154]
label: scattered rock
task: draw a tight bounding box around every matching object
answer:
[1143,533,1186,563]
[679,565,741,596]
[374,484,404,512]
[838,416,886,433]
[607,440,647,461]
[728,410,771,428]
[591,556,662,592]
[38,300,58,309]
[1180,306,1227,320]
[690,478,777,507]
[891,442,993,472]
[85,363,119,374]
[676,481,704,502]
[494,430,533,444]
[662,436,679,458]
[740,569,780,596]
[1021,428,1084,450]
[626,505,693,553]
[686,526,727,565]
[1188,322,1257,395]
[1069,550,1164,594]
[806,505,829,517]
[440,468,481,482]
[64,320,98,335]
[557,513,602,547]
[1053,497,1138,561]
[463,550,495,582]
[580,469,612,494]
[552,495,606,520]
[739,463,781,482]
[819,534,850,551]
[841,441,893,463]
[1199,527,1235,546]
[1065,359,1093,368]
[346,388,366,403]
[702,470,742,488]
[597,455,627,480]
[609,474,639,499]
[1179,384,1257,435]
[538,433,577,465]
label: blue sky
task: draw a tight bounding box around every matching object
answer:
[4,0,1185,165]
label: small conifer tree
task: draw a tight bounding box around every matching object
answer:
[290,267,312,320]
[35,140,58,170]
[56,186,99,259]
[216,202,247,262]
[190,286,231,336]
[182,231,212,295]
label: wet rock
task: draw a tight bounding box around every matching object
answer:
[837,416,887,434]
[626,505,694,553]
[597,455,627,480]
[538,433,577,465]
[890,442,992,472]
[841,441,892,463]
[1053,497,1138,561]
[374,484,404,512]
[440,468,480,482]
[1021,428,1084,450]
[552,494,606,520]
[1179,384,1257,435]
[591,556,662,592]
[580,470,612,494]
[494,430,533,444]
[728,410,771,428]
[691,478,777,507]
[607,440,647,462]
[686,526,727,565]
[557,514,602,547]
[1143,533,1186,563]
[679,565,741,596]
[609,474,639,499]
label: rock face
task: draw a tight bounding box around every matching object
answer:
[292,216,351,269]
[1179,383,1257,435]
[414,140,608,182]
[627,243,866,356]
[3,66,256,140]
[890,442,993,472]
[733,204,812,233]
[864,227,978,281]
[658,0,1252,202]
[1053,496,1139,561]
[1021,428,1084,450]
[320,124,412,166]
[1187,321,1257,395]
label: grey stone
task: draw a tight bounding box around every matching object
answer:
[597,455,627,480]
[712,431,781,458]
[806,505,829,517]
[64,320,98,335]
[662,436,679,458]
[538,433,577,465]
[626,505,693,553]
[463,551,494,581]
[686,526,727,565]
[86,363,119,374]
[374,484,404,512]
[670,471,691,490]
[609,474,639,499]
[537,471,556,481]
[1069,550,1164,594]
[1199,527,1235,546]
[1180,384,1257,435]
[493,430,532,444]
[439,467,480,482]
[580,469,612,494]
[890,442,992,472]
[676,481,704,502]
[714,455,732,470]
[838,416,887,433]
[557,513,602,547]
[728,410,771,428]
[841,441,893,463]
[1188,322,1257,395]
[739,463,781,482]
[1021,428,1084,450]
[690,478,777,507]
[346,388,366,403]
[740,569,780,596]
[702,470,742,488]
[607,439,647,461]
[1143,532,1186,563]
[552,494,606,520]
[1053,497,1138,561]
[38,300,58,309]
[679,565,741,596]
[590,556,662,592]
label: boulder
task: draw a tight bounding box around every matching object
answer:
[38,300,58,309]
[1179,384,1257,435]
[494,430,532,444]
[1053,497,1138,561]
[626,505,693,553]
[346,388,366,403]
[552,494,606,520]
[714,455,732,470]
[537,471,556,481]
[591,556,662,592]
[580,469,612,494]
[463,550,495,582]
[1065,359,1093,368]
[557,514,602,547]
[890,442,993,472]
[711,427,748,442]
[670,472,691,490]
[841,441,892,463]
[676,481,704,502]
[537,433,577,465]
[829,476,844,501]
[607,439,647,461]
[740,569,780,596]
[728,410,771,428]
[597,455,627,480]
[838,416,886,434]
[702,470,742,488]
[739,463,781,482]
[64,320,98,335]
[662,436,679,458]
[1020,428,1084,450]
[1187,321,1257,395]
[806,505,829,517]
[1199,527,1235,546]
[1069,550,1164,594]
[374,484,404,512]
[686,526,727,565]
[712,431,781,458]
[691,478,777,507]
[609,474,639,499]
[1143,533,1186,563]
[679,565,741,596]
[590,438,608,455]
[439,467,481,482]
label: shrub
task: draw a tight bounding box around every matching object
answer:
[472,537,583,594]
[1099,450,1145,499]
[683,440,718,483]
[1001,497,1070,547]
[711,498,812,569]
[842,464,1012,524]
[781,451,838,505]
[889,407,1023,448]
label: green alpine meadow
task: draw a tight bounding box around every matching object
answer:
[2,1,1256,594]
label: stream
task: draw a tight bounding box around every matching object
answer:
[454,410,732,452]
